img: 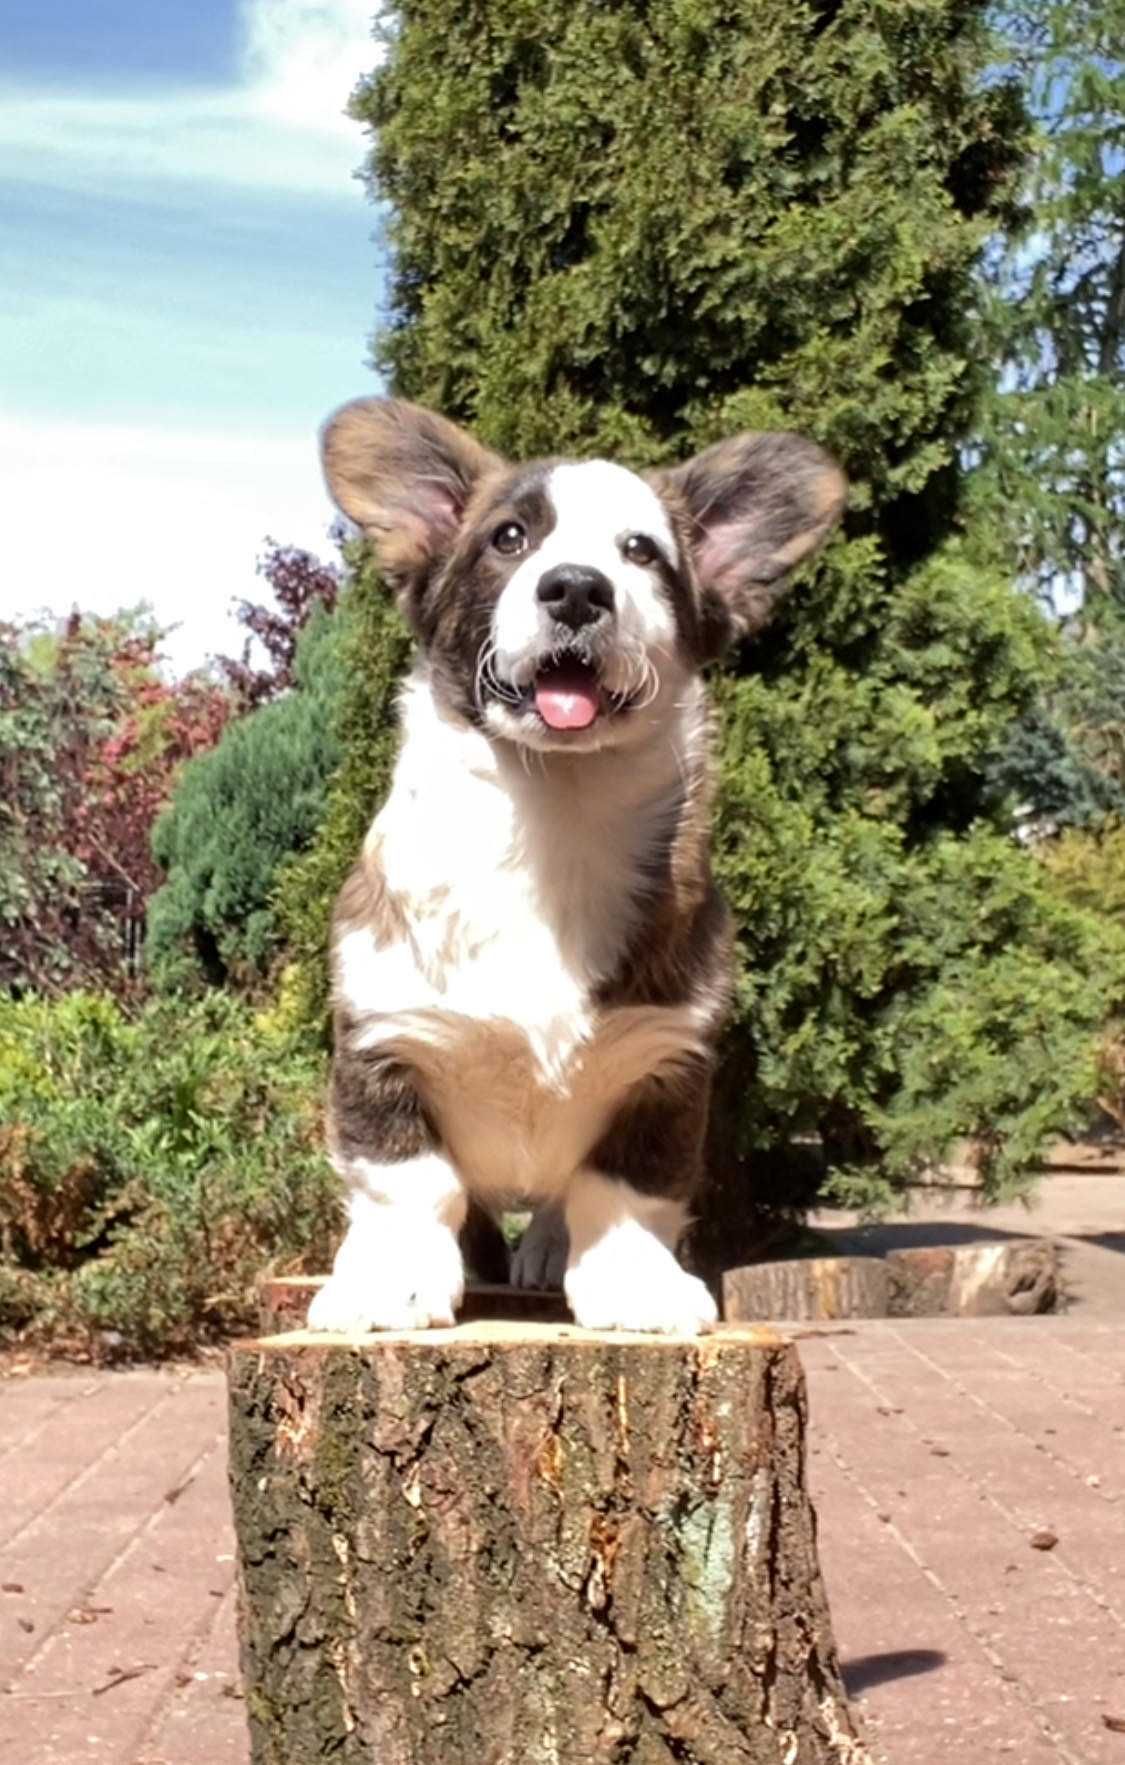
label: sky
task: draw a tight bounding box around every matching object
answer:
[1,0,385,673]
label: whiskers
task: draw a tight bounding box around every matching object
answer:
[474,639,523,716]
[604,640,662,715]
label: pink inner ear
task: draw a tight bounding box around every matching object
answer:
[695,522,745,593]
[408,481,463,556]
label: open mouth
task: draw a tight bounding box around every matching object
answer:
[528,656,605,731]
[480,648,644,733]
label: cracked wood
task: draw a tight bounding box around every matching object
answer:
[226,1322,871,1765]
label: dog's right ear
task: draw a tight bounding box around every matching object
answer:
[321,398,501,591]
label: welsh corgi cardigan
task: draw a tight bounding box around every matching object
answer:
[308,398,844,1335]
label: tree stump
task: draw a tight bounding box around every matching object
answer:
[227,1322,869,1765]
[886,1240,1060,1317]
[723,1257,891,1323]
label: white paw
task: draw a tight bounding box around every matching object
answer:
[306,1232,464,1333]
[565,1260,718,1334]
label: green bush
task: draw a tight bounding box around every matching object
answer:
[279,0,1115,1242]
[147,609,344,992]
[0,990,339,1357]
[273,549,414,1035]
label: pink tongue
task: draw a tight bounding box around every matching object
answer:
[534,662,600,731]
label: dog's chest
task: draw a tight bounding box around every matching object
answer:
[380,762,653,1057]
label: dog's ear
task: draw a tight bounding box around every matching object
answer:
[321,398,501,590]
[655,433,846,651]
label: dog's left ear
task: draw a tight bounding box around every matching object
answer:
[654,433,846,652]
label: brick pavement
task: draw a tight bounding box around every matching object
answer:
[1,1316,1122,1763]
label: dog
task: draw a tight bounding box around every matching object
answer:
[306,398,844,1334]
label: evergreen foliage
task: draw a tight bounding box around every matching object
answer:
[291,0,1117,1229]
[273,547,413,1031]
[975,0,1125,825]
[146,609,344,990]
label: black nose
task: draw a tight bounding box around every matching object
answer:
[536,564,615,629]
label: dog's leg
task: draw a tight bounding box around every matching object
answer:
[308,1151,467,1332]
[562,1170,717,1333]
[510,1202,569,1290]
[561,1068,717,1332]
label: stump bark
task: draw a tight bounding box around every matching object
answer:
[886,1239,1060,1316]
[227,1322,869,1765]
[723,1257,891,1323]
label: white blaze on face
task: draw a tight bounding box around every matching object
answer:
[491,460,680,689]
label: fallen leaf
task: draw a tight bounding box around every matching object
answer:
[1029,1529,1059,1552]
[163,1477,196,1506]
[2,1584,25,1595]
[17,1619,34,1634]
[1103,1715,1125,1735]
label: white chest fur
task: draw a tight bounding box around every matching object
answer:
[335,669,706,1193]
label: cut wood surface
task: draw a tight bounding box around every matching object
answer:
[723,1256,891,1323]
[227,1322,870,1765]
[257,1273,570,1335]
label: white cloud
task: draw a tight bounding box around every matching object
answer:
[243,0,382,136]
[0,418,343,677]
[0,1,383,200]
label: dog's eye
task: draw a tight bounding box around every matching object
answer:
[492,521,527,556]
[622,533,658,566]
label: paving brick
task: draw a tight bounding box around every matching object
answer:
[137,1588,248,1765]
[821,1328,1125,1606]
[0,1377,226,1691]
[808,1439,1065,1765]
[0,1376,177,1552]
[805,1330,1125,1762]
[5,1427,233,1764]
[2,1320,1124,1762]
[994,1329,1125,1416]
[0,1377,100,1456]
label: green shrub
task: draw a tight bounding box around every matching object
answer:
[0,990,339,1356]
[147,609,344,992]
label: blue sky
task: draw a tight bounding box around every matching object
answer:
[2,1,385,672]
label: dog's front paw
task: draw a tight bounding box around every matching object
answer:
[565,1259,718,1335]
[307,1230,464,1333]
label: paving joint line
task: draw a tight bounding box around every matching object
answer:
[828,1339,1125,1632]
[0,1384,183,1555]
[4,1429,227,1693]
[882,1325,1124,1510]
[818,1421,1091,1765]
[983,1333,1125,1439]
[0,1379,101,1468]
[130,1580,241,1765]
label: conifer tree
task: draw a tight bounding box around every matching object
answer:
[285,0,1115,1248]
[148,610,343,990]
[976,0,1125,828]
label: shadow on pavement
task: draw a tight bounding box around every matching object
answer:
[842,1649,947,1696]
[813,1221,1037,1255]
